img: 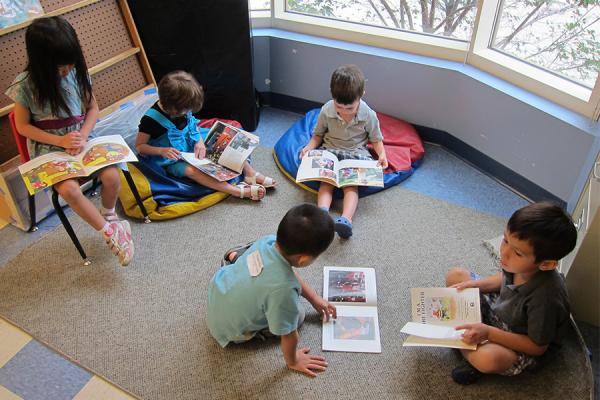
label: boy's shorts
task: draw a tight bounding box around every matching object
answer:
[164,160,189,178]
[318,147,373,161]
[470,272,538,376]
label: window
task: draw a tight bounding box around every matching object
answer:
[250,0,271,11]
[254,0,600,119]
[491,0,600,89]
[285,0,477,42]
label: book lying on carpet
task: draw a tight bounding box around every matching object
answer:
[180,121,259,182]
[322,266,381,353]
[18,135,137,195]
[296,149,383,188]
[401,287,481,350]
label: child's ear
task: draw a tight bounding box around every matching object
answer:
[538,260,558,271]
[296,254,314,267]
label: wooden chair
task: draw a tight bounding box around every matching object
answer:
[8,112,150,265]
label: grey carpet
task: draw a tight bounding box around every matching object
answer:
[0,147,592,400]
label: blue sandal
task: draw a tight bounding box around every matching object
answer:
[334,216,353,238]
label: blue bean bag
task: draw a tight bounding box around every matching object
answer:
[273,108,425,198]
[119,118,243,220]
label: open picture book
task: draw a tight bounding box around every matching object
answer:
[296,149,384,188]
[18,135,138,195]
[180,121,259,182]
[401,287,481,350]
[322,266,381,353]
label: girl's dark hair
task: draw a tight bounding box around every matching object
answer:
[507,202,577,262]
[158,71,204,115]
[277,204,334,257]
[23,16,91,117]
[330,64,365,105]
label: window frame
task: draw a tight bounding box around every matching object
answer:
[251,0,600,120]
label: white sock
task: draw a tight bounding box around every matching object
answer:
[101,206,115,216]
[98,222,112,235]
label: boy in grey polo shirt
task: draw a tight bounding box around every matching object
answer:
[445,202,577,384]
[299,65,388,239]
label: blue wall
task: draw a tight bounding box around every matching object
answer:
[252,29,600,211]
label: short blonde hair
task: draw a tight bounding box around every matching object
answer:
[158,70,204,115]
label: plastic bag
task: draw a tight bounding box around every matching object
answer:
[92,88,158,148]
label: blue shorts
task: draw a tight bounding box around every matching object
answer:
[164,160,190,178]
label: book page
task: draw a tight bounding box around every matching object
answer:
[296,149,339,187]
[323,266,377,306]
[322,306,381,353]
[18,152,85,195]
[204,122,259,173]
[401,321,464,340]
[410,287,480,326]
[401,287,480,350]
[180,152,240,181]
[402,334,477,350]
[337,159,383,188]
[80,135,138,176]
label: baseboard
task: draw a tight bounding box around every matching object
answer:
[414,125,565,207]
[261,91,565,207]
[259,92,323,114]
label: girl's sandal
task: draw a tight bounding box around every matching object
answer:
[237,182,265,201]
[244,172,276,189]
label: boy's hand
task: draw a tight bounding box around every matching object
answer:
[456,323,490,345]
[451,280,477,291]
[160,147,181,160]
[59,131,84,149]
[311,298,337,322]
[287,347,328,377]
[194,142,206,159]
[376,154,388,169]
[299,146,313,160]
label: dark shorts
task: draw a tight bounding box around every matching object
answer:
[471,272,538,376]
[164,160,190,178]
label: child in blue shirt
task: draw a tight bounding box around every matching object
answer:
[136,71,276,201]
[300,65,388,238]
[446,202,576,384]
[207,204,337,377]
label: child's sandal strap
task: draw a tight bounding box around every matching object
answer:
[251,184,264,201]
[237,183,247,198]
[262,176,274,187]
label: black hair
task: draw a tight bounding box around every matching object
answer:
[330,64,365,105]
[507,202,577,262]
[277,204,334,257]
[21,16,92,117]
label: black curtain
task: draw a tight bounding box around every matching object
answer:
[127,0,259,130]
